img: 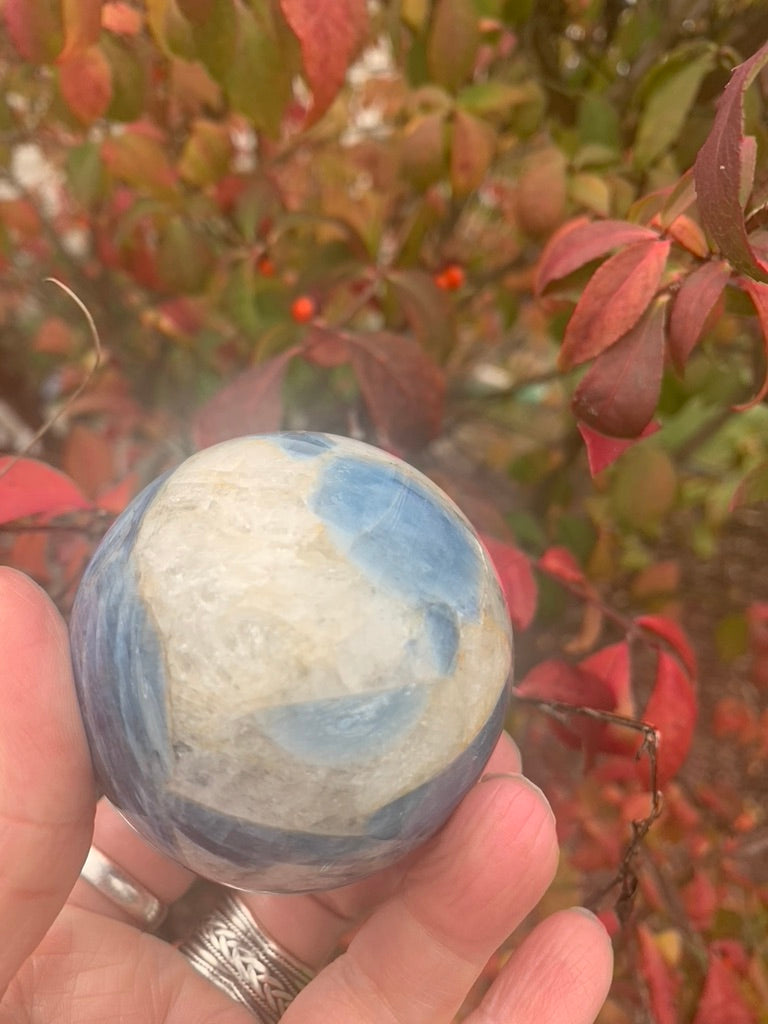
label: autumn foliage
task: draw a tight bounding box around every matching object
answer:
[1,2,768,1021]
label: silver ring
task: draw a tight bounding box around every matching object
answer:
[79,846,167,930]
[179,894,314,1022]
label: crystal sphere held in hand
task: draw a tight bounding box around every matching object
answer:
[70,433,513,893]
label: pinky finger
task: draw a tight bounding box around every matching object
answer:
[469,908,613,1024]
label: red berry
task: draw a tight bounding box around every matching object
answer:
[291,295,316,323]
[443,264,466,290]
[434,264,465,291]
[256,255,275,277]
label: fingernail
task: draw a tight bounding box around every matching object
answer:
[479,771,523,784]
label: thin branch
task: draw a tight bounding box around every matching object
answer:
[513,694,663,920]
[0,279,103,480]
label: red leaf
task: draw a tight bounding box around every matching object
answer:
[59,0,102,61]
[572,298,667,439]
[734,278,768,410]
[642,651,697,787]
[303,327,350,368]
[637,925,679,1024]
[692,946,757,1024]
[346,332,445,449]
[61,425,114,500]
[580,641,632,714]
[58,45,112,123]
[693,41,768,282]
[515,659,615,709]
[0,458,92,525]
[191,347,300,448]
[538,546,586,586]
[279,0,368,121]
[669,260,731,371]
[636,614,697,678]
[535,217,659,295]
[480,535,537,631]
[682,869,718,930]
[580,641,637,755]
[578,420,660,476]
[559,238,670,370]
[515,656,617,752]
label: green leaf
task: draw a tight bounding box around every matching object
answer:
[426,0,480,94]
[225,2,293,137]
[146,0,195,59]
[101,34,147,122]
[634,44,717,169]
[458,80,539,121]
[179,119,232,187]
[66,141,107,207]
[400,0,429,31]
[157,217,214,292]
[577,92,620,151]
[190,0,237,83]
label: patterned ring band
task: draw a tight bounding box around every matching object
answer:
[179,894,315,1023]
[79,846,167,930]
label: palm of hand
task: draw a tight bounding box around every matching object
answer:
[0,569,612,1024]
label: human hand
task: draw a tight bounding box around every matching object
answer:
[0,567,613,1023]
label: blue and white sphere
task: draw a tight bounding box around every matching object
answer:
[71,433,513,892]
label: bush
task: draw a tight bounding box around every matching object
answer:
[1,3,767,1020]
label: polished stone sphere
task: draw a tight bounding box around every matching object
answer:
[70,433,513,892]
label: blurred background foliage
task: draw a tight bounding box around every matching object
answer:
[1,1,768,1021]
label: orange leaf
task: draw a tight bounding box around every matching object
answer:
[58,45,112,123]
[59,0,102,61]
[559,238,670,370]
[661,214,710,258]
[191,347,300,448]
[450,109,495,196]
[102,2,143,35]
[279,0,368,121]
[669,260,731,371]
[480,535,537,631]
[535,217,659,295]
[0,458,92,524]
[347,332,445,449]
[572,297,668,439]
[642,650,697,787]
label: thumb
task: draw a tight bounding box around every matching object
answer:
[0,568,95,996]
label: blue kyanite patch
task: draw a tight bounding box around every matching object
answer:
[311,456,484,619]
[268,433,337,459]
[257,684,427,765]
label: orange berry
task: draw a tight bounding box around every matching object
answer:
[256,255,275,277]
[291,295,316,323]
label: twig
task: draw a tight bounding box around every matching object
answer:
[512,694,663,921]
[0,279,103,480]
